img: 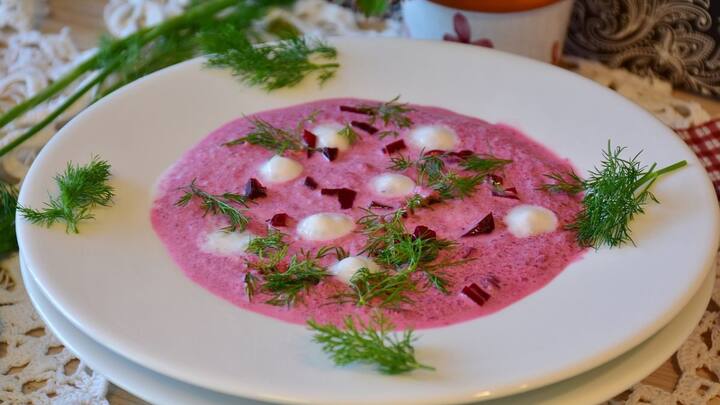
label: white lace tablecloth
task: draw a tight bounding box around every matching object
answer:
[0,1,718,404]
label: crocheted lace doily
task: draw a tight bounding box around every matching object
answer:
[0,1,717,404]
[0,255,108,404]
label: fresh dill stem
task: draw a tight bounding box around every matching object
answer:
[224,112,318,154]
[246,228,289,272]
[540,172,584,194]
[355,96,415,129]
[460,155,513,175]
[307,313,433,374]
[433,172,485,200]
[244,272,258,301]
[225,116,304,153]
[542,143,687,248]
[202,29,339,90]
[354,207,458,303]
[388,154,414,171]
[394,152,507,200]
[0,182,18,254]
[18,157,114,234]
[263,249,330,307]
[175,179,251,232]
[0,0,332,158]
[338,267,417,308]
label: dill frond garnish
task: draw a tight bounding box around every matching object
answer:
[346,267,416,308]
[344,96,414,138]
[18,156,114,234]
[175,179,250,232]
[338,123,360,145]
[391,151,511,201]
[0,182,18,253]
[246,228,289,272]
[460,154,513,175]
[224,112,318,154]
[202,29,339,90]
[541,142,687,248]
[263,249,330,307]
[359,209,454,273]
[307,312,433,374]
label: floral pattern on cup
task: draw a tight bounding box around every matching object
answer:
[442,13,494,48]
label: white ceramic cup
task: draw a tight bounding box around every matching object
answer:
[401,0,575,64]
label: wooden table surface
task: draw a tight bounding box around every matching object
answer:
[37,1,719,404]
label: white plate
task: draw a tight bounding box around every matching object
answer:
[17,38,720,404]
[21,255,715,405]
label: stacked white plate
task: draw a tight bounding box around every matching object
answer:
[18,38,720,404]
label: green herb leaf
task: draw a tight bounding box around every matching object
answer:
[18,156,114,234]
[0,182,18,254]
[338,123,360,145]
[263,250,330,306]
[175,179,250,232]
[308,312,433,374]
[246,228,289,272]
[202,30,339,90]
[224,112,317,154]
[355,0,390,17]
[342,267,416,308]
[541,142,687,248]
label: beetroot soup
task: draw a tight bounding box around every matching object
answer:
[150,98,585,329]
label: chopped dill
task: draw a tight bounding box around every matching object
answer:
[175,179,250,232]
[246,228,289,272]
[224,112,318,154]
[390,151,510,201]
[263,249,330,307]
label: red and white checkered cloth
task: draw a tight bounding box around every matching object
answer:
[676,119,720,196]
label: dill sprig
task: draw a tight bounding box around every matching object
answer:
[338,267,417,308]
[338,123,361,145]
[224,112,318,154]
[246,228,289,272]
[0,182,18,254]
[347,96,414,138]
[460,155,513,175]
[19,157,114,234]
[392,152,510,200]
[359,209,454,272]
[307,313,433,374]
[263,249,331,307]
[541,142,687,248]
[202,29,339,90]
[359,96,414,128]
[175,179,251,232]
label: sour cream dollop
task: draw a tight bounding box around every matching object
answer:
[297,213,355,241]
[409,125,458,151]
[370,173,416,197]
[259,155,303,183]
[201,230,254,256]
[312,123,350,151]
[329,256,380,284]
[504,205,558,238]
